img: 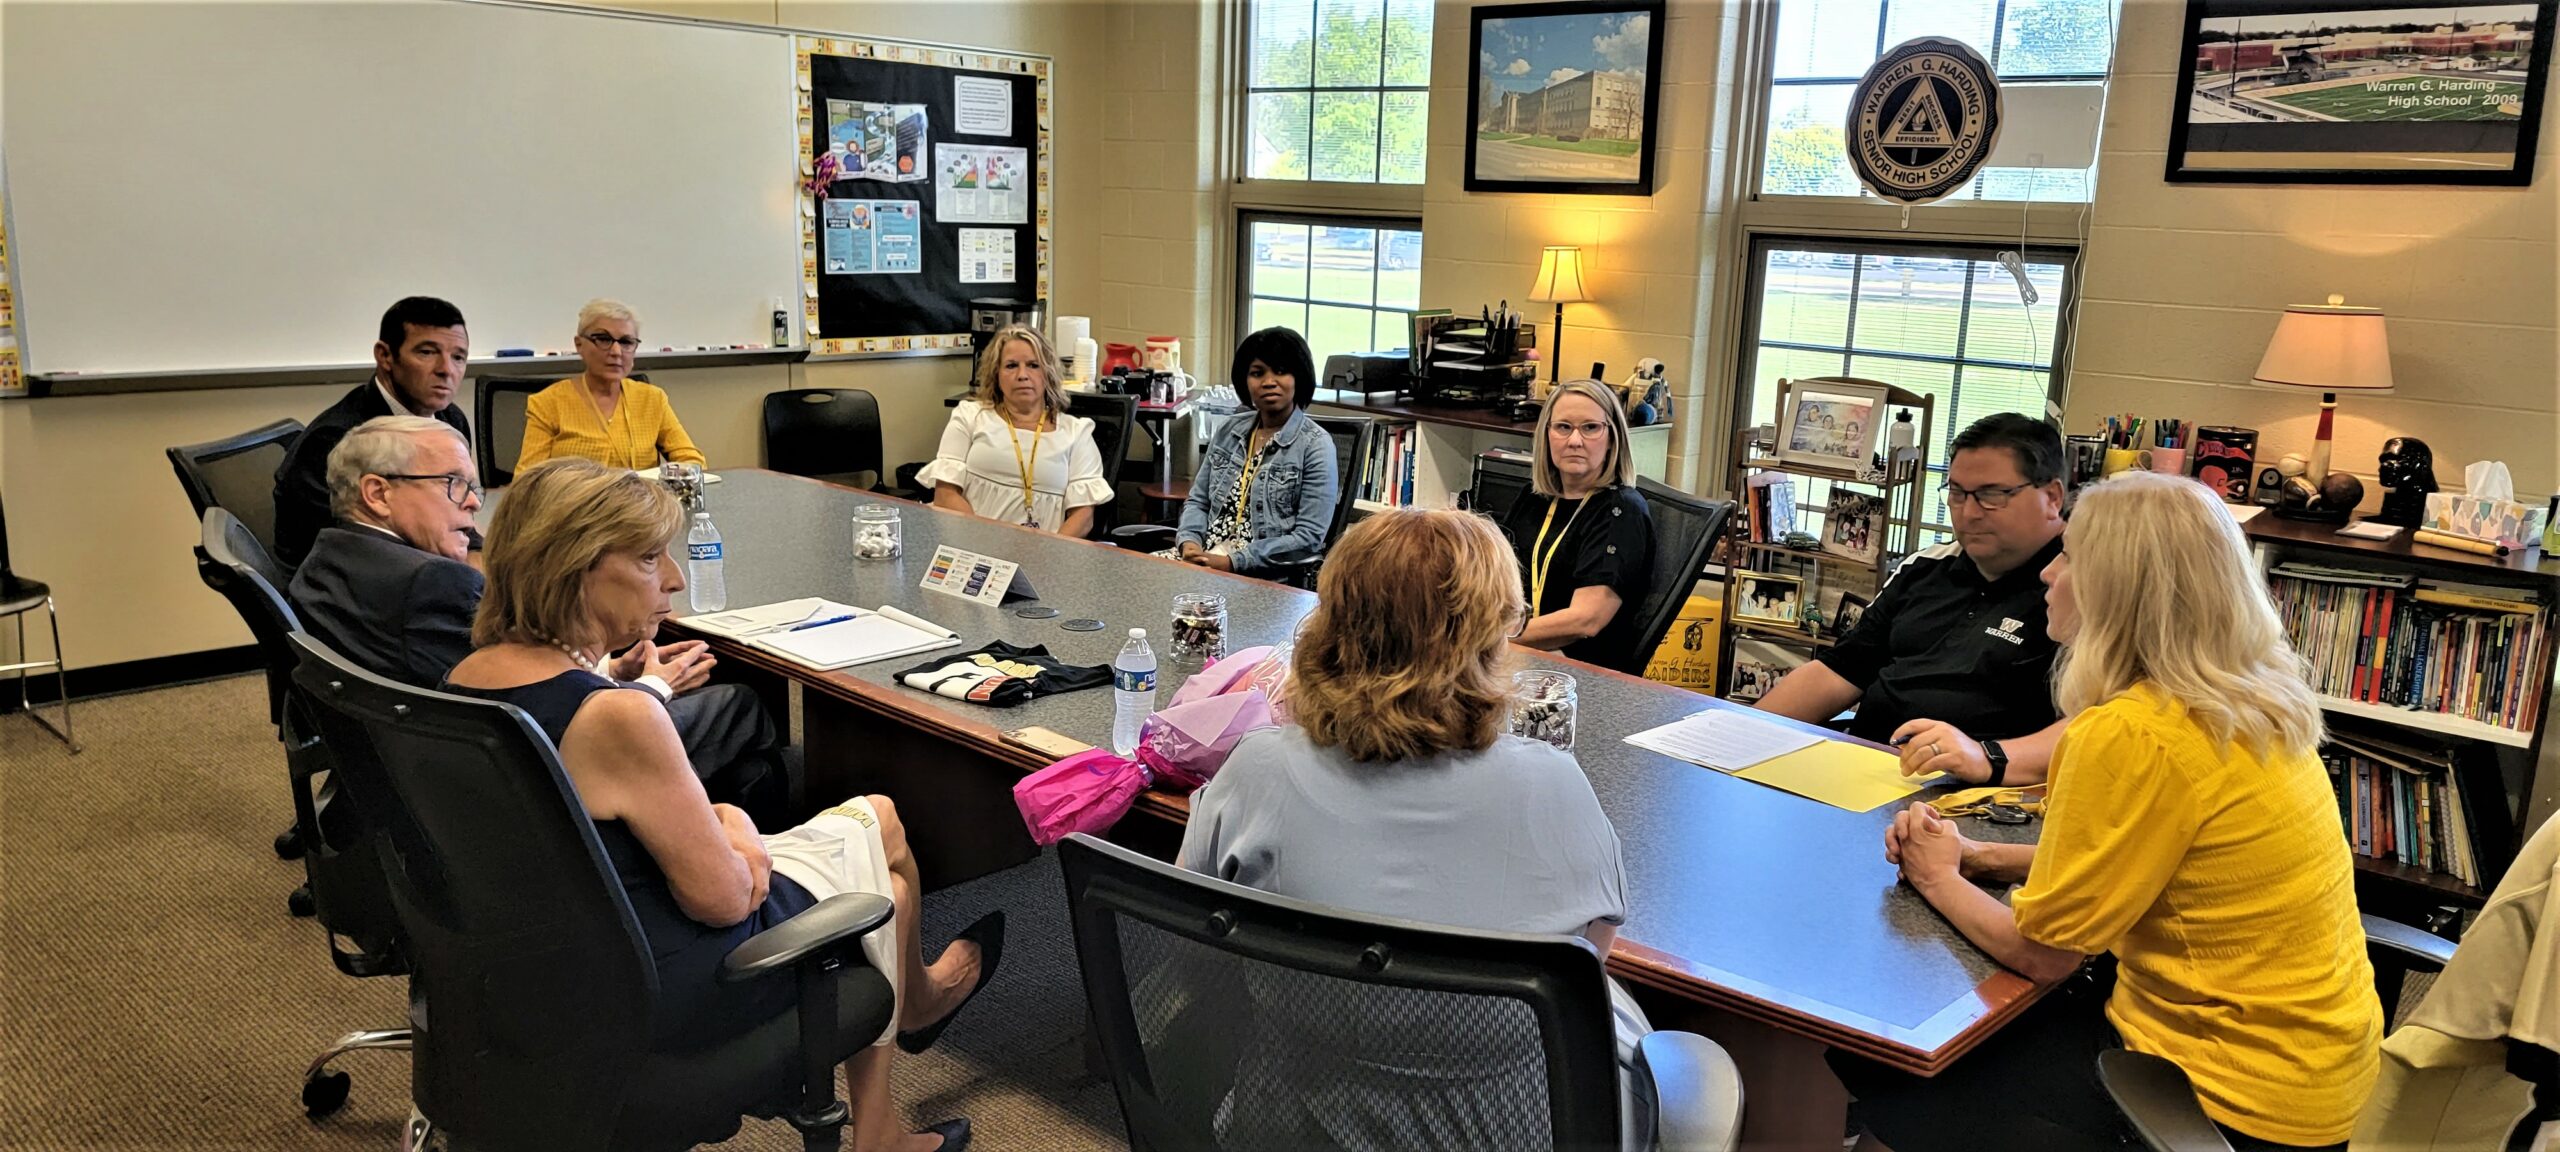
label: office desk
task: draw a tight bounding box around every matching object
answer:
[668,470,2047,1147]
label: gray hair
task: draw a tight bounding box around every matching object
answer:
[328,415,468,521]
[576,297,639,335]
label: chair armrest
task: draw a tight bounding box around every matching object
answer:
[1111,524,1179,552]
[719,893,895,982]
[1637,1030,1742,1152]
[2364,912,2456,975]
[2096,1049,2235,1152]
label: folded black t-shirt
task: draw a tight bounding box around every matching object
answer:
[896,642,1111,707]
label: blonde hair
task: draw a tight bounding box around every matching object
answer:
[575,297,639,335]
[2053,471,2323,759]
[1288,509,1522,762]
[473,457,684,651]
[970,325,1068,415]
[1530,378,1638,497]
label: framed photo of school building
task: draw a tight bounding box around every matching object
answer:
[1466,0,1666,195]
[2167,0,2556,185]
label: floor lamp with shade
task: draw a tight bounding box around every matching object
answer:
[1528,245,1589,386]
[2252,293,2394,483]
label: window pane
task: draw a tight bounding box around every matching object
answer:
[1309,227,1378,305]
[1312,91,1382,182]
[1249,222,1312,299]
[1380,91,1428,184]
[1956,366,2053,441]
[1774,0,1884,79]
[1758,249,1855,348]
[1308,304,1380,363]
[1851,254,1966,359]
[1998,0,2115,75]
[1373,310,1412,355]
[1376,228,1422,309]
[1759,84,1857,196]
[1250,93,1312,180]
[1315,0,1384,87]
[1251,0,1315,87]
[1382,0,1432,87]
[1251,298,1309,338]
[1961,259,2065,366]
[1882,0,1996,61]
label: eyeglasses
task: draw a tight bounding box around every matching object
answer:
[582,332,643,351]
[383,473,485,507]
[1940,480,2034,510]
[1547,420,1610,443]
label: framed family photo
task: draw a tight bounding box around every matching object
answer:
[2167,0,2556,184]
[1732,571,1806,628]
[1820,490,1885,565]
[1775,378,1890,473]
[1726,638,1809,702]
[1466,0,1666,195]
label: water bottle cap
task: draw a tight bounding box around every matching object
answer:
[1128,628,1145,639]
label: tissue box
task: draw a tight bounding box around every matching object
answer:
[2424,492,2550,549]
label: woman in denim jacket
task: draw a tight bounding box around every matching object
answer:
[1174,327,1340,575]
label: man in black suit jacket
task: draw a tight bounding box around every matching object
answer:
[273,296,478,569]
[291,416,793,826]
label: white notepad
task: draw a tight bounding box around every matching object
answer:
[752,605,962,671]
[1624,709,1823,773]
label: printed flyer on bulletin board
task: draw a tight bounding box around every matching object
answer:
[822,199,923,275]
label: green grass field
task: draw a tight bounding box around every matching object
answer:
[2261,76,2524,122]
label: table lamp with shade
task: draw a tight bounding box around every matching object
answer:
[2251,293,2394,483]
[1528,245,1589,386]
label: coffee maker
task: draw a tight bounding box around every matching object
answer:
[968,298,1048,360]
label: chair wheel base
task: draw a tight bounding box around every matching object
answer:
[287,884,315,918]
[301,1069,351,1118]
[275,827,306,860]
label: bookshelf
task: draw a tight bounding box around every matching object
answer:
[2247,515,2560,908]
[1717,379,1935,701]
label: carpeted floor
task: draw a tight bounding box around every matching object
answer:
[0,675,1124,1151]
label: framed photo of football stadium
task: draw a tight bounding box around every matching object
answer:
[2167,0,2555,185]
[1466,0,1666,195]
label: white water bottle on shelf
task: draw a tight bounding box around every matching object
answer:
[1111,628,1157,756]
[686,512,727,613]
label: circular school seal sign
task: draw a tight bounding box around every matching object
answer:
[1846,37,2003,206]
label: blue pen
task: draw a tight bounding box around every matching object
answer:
[788,613,860,632]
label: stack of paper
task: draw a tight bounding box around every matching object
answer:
[1624,707,1938,813]
[1623,709,1822,772]
[685,598,963,672]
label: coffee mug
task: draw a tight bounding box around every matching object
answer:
[2102,448,2140,477]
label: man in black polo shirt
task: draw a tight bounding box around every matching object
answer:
[1756,413,2068,786]
[272,296,477,568]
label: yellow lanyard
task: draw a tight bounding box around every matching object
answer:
[1004,410,1045,527]
[1528,495,1592,617]
[575,378,642,470]
[1231,430,1271,540]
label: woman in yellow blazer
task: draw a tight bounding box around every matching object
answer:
[1837,470,2378,1152]
[515,298,708,474]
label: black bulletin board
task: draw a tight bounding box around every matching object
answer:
[795,36,1050,356]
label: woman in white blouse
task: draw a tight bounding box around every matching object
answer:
[919,326,1114,536]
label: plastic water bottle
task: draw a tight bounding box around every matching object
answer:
[1111,628,1158,756]
[686,511,727,613]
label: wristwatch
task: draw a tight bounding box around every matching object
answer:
[1981,739,2009,788]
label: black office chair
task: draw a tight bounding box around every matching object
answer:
[1112,413,1372,590]
[0,487,74,751]
[192,509,317,897]
[1622,479,1735,677]
[2099,914,2464,1152]
[167,417,305,582]
[289,633,901,1152]
[1058,833,1744,1152]
[1065,391,1139,534]
[472,377,551,489]
[763,388,886,490]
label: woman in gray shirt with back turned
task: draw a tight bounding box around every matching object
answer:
[1178,507,1653,1151]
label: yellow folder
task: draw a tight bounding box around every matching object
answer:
[1733,741,1940,813]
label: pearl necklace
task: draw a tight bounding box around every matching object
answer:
[537,635,601,673]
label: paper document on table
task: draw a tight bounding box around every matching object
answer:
[755,605,962,672]
[1734,742,1937,813]
[681,598,860,641]
[1623,709,1823,772]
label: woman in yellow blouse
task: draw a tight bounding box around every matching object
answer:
[515,298,708,474]
[1837,470,2378,1152]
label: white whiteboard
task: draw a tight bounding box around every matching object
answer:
[1,1,801,376]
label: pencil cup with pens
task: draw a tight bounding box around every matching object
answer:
[2098,415,2190,478]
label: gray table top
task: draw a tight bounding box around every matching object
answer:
[654,469,2047,1069]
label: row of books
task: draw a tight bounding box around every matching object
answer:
[2321,728,2515,890]
[2269,563,2550,733]
[1355,422,1420,507]
[1742,472,1798,542]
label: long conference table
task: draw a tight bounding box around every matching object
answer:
[660,469,2050,1150]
